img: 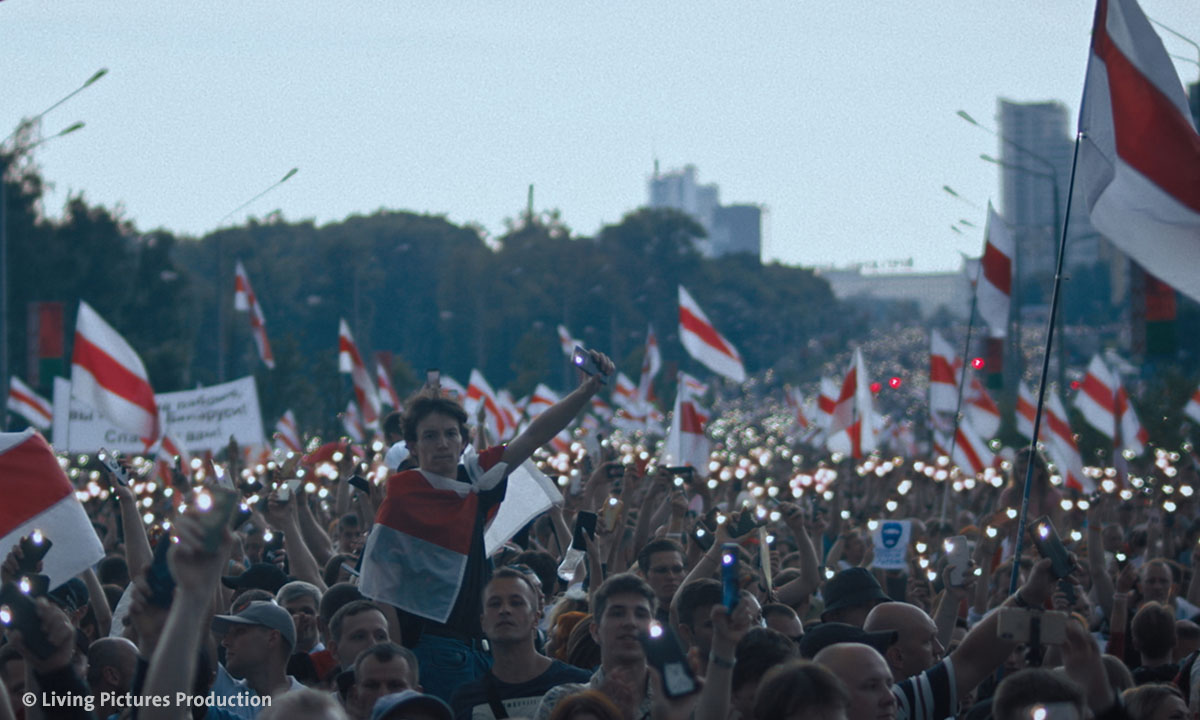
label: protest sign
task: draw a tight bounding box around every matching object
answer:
[872,519,912,570]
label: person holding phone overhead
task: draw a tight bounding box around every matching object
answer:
[359,349,614,702]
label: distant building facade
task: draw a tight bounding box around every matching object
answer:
[647,164,762,259]
[815,261,973,320]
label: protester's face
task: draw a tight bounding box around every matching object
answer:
[645,551,685,603]
[592,592,653,664]
[339,525,363,554]
[412,413,466,478]
[221,625,275,677]
[1148,694,1189,720]
[844,534,866,564]
[765,611,803,642]
[1142,563,1173,603]
[482,577,538,644]
[283,596,319,651]
[836,649,897,720]
[334,610,390,668]
[244,534,264,563]
[683,603,716,658]
[354,656,414,716]
[895,613,943,678]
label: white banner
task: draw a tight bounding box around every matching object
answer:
[485,460,563,556]
[52,376,265,453]
[871,519,912,571]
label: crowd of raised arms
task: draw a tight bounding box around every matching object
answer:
[3,349,1200,720]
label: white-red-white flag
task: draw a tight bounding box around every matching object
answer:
[784,387,810,430]
[929,330,960,420]
[637,324,662,406]
[1186,386,1200,424]
[557,325,580,358]
[816,377,839,430]
[678,285,746,383]
[612,373,639,411]
[439,374,467,400]
[1076,0,1200,304]
[0,429,105,588]
[663,372,711,477]
[8,376,52,430]
[71,301,158,440]
[342,401,365,443]
[826,349,876,458]
[465,369,511,442]
[976,204,1014,338]
[933,415,995,477]
[233,261,275,370]
[497,390,521,440]
[375,357,401,410]
[1074,354,1148,456]
[1017,381,1089,491]
[338,319,380,431]
[589,396,613,421]
[527,384,559,418]
[275,410,301,454]
[964,376,1001,440]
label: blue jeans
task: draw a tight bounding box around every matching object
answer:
[412,633,492,702]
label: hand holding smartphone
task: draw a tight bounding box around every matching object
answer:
[640,622,699,699]
[571,346,608,385]
[1031,516,1075,580]
[97,448,130,487]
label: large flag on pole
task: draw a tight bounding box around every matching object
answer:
[933,416,994,477]
[1076,0,1200,304]
[976,204,1014,338]
[929,330,960,421]
[636,324,662,408]
[375,356,402,410]
[826,349,876,458]
[663,372,711,477]
[274,410,302,454]
[338,319,380,431]
[465,369,512,441]
[233,260,275,369]
[1074,354,1148,456]
[0,429,105,589]
[8,376,52,430]
[1016,381,1089,491]
[71,301,158,440]
[678,285,746,383]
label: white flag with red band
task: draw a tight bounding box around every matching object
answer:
[497,390,521,440]
[8,376,52,430]
[1077,0,1200,304]
[557,325,580,358]
[678,285,746,383]
[1017,381,1089,491]
[1186,386,1200,424]
[976,204,1014,338]
[71,301,158,441]
[663,372,711,477]
[612,373,639,411]
[338,319,380,430]
[465,369,512,442]
[233,260,275,370]
[816,377,838,430]
[0,429,105,589]
[636,324,662,406]
[964,375,1001,440]
[933,415,994,477]
[1074,354,1148,456]
[375,357,401,410]
[784,387,810,430]
[275,410,301,454]
[929,330,960,419]
[439,374,467,400]
[342,400,365,443]
[589,396,613,421]
[826,349,877,458]
[527,384,559,418]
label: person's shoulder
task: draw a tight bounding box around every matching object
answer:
[449,677,489,715]
[541,660,594,685]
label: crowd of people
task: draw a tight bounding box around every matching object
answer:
[2,349,1200,720]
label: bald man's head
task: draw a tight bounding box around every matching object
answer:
[864,602,944,680]
[815,643,897,720]
[86,637,140,694]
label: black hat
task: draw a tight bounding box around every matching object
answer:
[799,622,898,659]
[821,567,891,618]
[221,563,289,594]
[49,578,89,613]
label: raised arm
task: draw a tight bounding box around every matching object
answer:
[502,351,613,468]
[774,502,822,605]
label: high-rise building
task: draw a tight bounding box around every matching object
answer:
[647,164,761,259]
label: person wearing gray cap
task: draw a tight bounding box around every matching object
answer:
[209,600,307,717]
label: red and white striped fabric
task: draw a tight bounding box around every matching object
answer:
[1074,354,1148,456]
[933,415,994,477]
[342,400,365,443]
[496,391,521,440]
[8,376,52,430]
[1017,382,1089,491]
[465,369,512,442]
[0,429,105,588]
[557,325,580,358]
[678,285,746,383]
[975,204,1014,338]
[929,330,960,420]
[275,410,301,454]
[527,384,558,418]
[1077,0,1200,304]
[71,301,158,440]
[375,356,401,410]
[664,372,711,477]
[636,324,662,406]
[826,349,876,458]
[964,376,1001,439]
[233,260,275,370]
[785,387,810,430]
[612,373,639,411]
[338,319,380,431]
[816,377,838,430]
[439,374,467,400]
[360,446,508,622]
[589,396,613,421]
[1186,386,1200,424]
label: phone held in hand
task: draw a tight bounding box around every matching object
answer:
[348,474,371,493]
[97,448,130,487]
[640,622,700,699]
[721,543,740,612]
[194,487,239,554]
[1030,516,1074,579]
[943,535,970,587]
[572,511,598,551]
[571,346,607,385]
[0,580,57,659]
[17,530,52,574]
[426,368,440,387]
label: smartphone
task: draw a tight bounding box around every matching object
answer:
[231,502,253,530]
[97,448,130,487]
[571,511,598,552]
[665,466,694,481]
[721,543,740,612]
[728,511,760,539]
[145,537,176,609]
[17,531,53,574]
[640,622,699,699]
[0,581,57,659]
[1057,578,1078,606]
[195,487,239,554]
[276,479,301,503]
[601,498,623,532]
[943,535,970,587]
[1031,516,1075,580]
[996,608,1068,645]
[693,523,715,552]
[348,474,371,493]
[426,368,440,387]
[571,346,607,385]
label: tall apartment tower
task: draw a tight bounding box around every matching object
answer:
[647,164,761,259]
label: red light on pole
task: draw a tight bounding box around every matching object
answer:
[869,382,882,394]
[888,376,902,389]
[971,357,985,369]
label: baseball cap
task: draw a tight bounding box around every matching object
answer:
[370,690,453,720]
[211,601,296,651]
[799,622,898,658]
[821,567,891,618]
[221,562,290,593]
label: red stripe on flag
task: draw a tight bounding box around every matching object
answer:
[956,427,985,473]
[981,242,1012,295]
[680,402,705,435]
[1079,373,1116,415]
[930,356,957,385]
[9,388,51,419]
[680,306,736,360]
[1094,0,1200,212]
[0,434,74,534]
[72,334,157,417]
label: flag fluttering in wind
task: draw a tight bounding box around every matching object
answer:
[233,261,275,369]
[1186,386,1200,424]
[71,301,158,440]
[784,387,810,430]
[678,285,746,383]
[275,410,301,454]
[663,372,711,476]
[826,349,876,458]
[1017,381,1089,491]
[8,376,52,430]
[342,400,365,443]
[933,415,995,477]
[1074,354,1148,457]
[338,319,380,431]
[636,324,662,407]
[929,330,1000,438]
[976,204,1014,338]
[1076,0,1200,304]
[466,369,513,442]
[557,325,580,358]
[375,356,401,410]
